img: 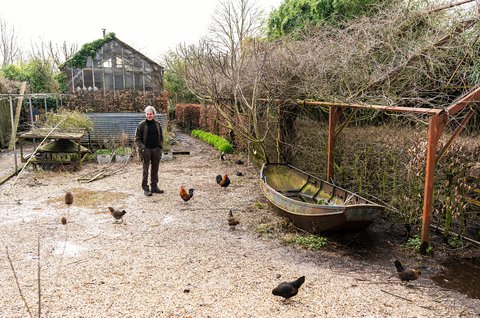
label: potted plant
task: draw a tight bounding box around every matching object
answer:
[95,148,113,164]
[114,146,132,163]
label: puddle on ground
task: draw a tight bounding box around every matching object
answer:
[53,241,85,257]
[162,214,174,224]
[431,256,480,299]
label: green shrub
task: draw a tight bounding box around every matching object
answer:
[95,149,113,155]
[405,235,433,254]
[42,109,93,132]
[191,129,233,153]
[82,153,97,162]
[115,146,132,156]
[162,128,172,152]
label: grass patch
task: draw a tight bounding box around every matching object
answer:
[253,202,268,209]
[256,223,276,238]
[284,234,328,250]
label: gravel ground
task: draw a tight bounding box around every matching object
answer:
[0,131,479,318]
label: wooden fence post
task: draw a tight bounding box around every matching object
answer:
[327,106,342,181]
[8,82,27,150]
[420,112,447,254]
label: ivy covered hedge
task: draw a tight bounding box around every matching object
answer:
[191,129,233,153]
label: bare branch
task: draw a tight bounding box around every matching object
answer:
[5,246,34,318]
[0,17,22,66]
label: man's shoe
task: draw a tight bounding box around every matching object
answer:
[144,190,152,196]
[151,187,164,194]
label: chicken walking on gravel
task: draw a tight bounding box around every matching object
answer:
[394,259,421,283]
[108,207,126,224]
[216,174,231,189]
[228,209,240,230]
[180,186,195,204]
[272,276,305,300]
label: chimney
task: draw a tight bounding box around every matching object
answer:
[102,29,106,38]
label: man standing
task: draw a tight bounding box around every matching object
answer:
[135,106,164,196]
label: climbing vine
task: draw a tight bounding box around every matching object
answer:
[64,32,116,69]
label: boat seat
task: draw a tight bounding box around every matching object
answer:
[298,192,315,203]
[278,189,300,198]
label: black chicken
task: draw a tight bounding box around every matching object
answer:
[394,260,421,282]
[272,276,305,300]
[108,207,127,224]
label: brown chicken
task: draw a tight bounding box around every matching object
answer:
[216,174,231,188]
[394,260,421,282]
[272,276,305,300]
[180,186,195,204]
[228,209,240,230]
[108,207,126,224]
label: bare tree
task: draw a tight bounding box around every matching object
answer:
[30,39,78,69]
[0,17,22,67]
[174,0,271,162]
[48,40,78,67]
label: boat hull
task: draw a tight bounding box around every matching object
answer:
[260,163,384,233]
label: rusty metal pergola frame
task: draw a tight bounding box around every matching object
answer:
[283,85,480,253]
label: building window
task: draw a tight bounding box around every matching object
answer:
[103,59,112,68]
[116,57,124,68]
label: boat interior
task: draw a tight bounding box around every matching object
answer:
[263,164,368,205]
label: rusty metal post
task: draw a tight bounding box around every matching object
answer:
[420,112,447,254]
[327,107,342,181]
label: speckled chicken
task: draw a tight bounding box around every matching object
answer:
[394,260,421,282]
[272,276,305,300]
[108,207,126,224]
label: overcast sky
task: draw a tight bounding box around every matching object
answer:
[1,0,283,64]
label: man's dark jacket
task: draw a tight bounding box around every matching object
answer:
[135,120,163,151]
